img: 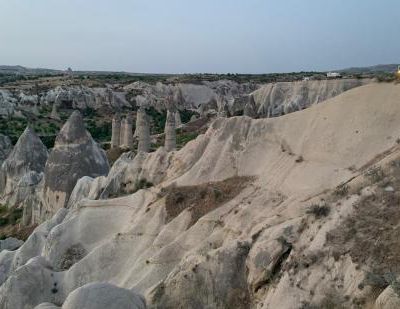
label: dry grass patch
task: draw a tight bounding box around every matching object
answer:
[106,146,132,165]
[0,205,35,241]
[327,159,400,293]
[163,176,253,227]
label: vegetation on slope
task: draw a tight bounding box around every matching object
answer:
[0,204,35,241]
[161,176,253,227]
[327,161,400,299]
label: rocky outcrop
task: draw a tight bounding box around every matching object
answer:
[41,86,130,110]
[0,127,48,207]
[18,92,38,106]
[61,282,145,309]
[175,111,182,128]
[0,90,17,117]
[137,108,150,153]
[34,303,60,309]
[0,134,12,165]
[251,78,370,117]
[0,237,24,252]
[50,103,61,120]
[120,115,133,149]
[164,110,176,152]
[375,286,400,309]
[243,94,257,118]
[111,115,121,148]
[173,88,185,107]
[32,282,146,309]
[2,83,400,309]
[217,95,230,117]
[124,80,258,112]
[42,111,109,218]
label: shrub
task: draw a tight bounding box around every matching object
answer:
[0,217,9,226]
[10,208,23,225]
[306,204,330,218]
[295,156,304,163]
[334,183,349,197]
[136,179,153,190]
[176,132,199,148]
[180,109,199,124]
[146,107,166,134]
[365,166,385,183]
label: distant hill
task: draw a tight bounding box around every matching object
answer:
[340,64,399,74]
[0,65,164,77]
[0,65,62,75]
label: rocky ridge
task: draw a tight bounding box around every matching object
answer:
[0,83,399,308]
[1,79,370,124]
[42,111,109,219]
[0,135,12,165]
[0,127,48,208]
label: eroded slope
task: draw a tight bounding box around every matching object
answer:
[0,83,400,308]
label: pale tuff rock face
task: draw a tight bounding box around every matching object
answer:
[0,127,48,200]
[174,110,182,128]
[173,87,185,107]
[43,111,109,217]
[135,95,148,109]
[111,115,121,148]
[32,104,40,116]
[18,92,38,105]
[252,78,371,117]
[42,86,130,110]
[137,108,150,153]
[32,283,146,309]
[60,282,146,309]
[3,83,400,309]
[0,128,47,226]
[50,103,61,120]
[0,134,12,165]
[243,94,257,118]
[120,114,134,149]
[124,80,258,112]
[0,90,17,117]
[164,109,176,152]
[0,237,24,252]
[34,303,60,309]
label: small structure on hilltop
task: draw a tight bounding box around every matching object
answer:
[164,109,177,152]
[65,67,74,78]
[111,115,121,148]
[137,107,150,153]
[327,72,342,79]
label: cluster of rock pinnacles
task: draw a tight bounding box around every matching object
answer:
[111,107,181,153]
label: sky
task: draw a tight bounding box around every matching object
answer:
[0,0,399,74]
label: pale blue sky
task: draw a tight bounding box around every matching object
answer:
[0,0,399,73]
